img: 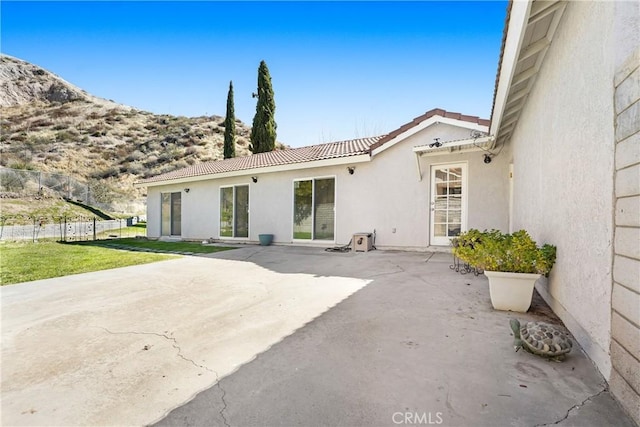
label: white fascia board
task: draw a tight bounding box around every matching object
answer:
[372,116,489,157]
[490,0,533,137]
[413,136,495,155]
[135,154,372,188]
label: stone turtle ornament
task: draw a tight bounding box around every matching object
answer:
[510,318,572,361]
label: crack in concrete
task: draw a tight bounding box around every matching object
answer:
[533,387,608,427]
[94,326,230,426]
[212,369,230,427]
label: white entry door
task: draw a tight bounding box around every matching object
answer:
[430,163,467,246]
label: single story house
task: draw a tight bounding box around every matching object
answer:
[137,109,507,249]
[136,0,638,422]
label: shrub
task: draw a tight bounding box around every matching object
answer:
[453,229,556,275]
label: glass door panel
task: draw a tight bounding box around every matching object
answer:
[293,180,312,239]
[235,185,249,238]
[171,192,181,236]
[313,178,335,240]
[161,193,171,236]
[220,187,233,237]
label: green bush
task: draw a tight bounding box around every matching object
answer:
[453,229,556,275]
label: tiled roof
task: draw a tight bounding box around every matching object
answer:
[138,136,383,184]
[138,108,489,185]
[369,108,490,151]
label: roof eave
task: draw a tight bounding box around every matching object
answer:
[490,1,568,145]
[134,153,372,188]
[371,115,489,157]
[490,1,532,137]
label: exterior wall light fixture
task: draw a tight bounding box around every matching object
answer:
[429,138,442,148]
[252,176,258,183]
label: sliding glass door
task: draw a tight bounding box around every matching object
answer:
[220,185,249,238]
[161,192,181,236]
[293,177,335,241]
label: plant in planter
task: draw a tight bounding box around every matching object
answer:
[453,229,556,312]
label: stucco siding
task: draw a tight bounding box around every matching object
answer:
[507,1,615,377]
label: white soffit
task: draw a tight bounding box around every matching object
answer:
[491,0,568,145]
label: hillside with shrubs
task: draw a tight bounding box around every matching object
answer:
[0,54,273,215]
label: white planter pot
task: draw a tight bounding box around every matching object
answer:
[484,270,541,313]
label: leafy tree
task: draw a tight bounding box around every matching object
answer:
[250,60,277,153]
[223,81,236,159]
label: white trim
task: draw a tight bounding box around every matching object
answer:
[490,1,533,137]
[429,162,468,246]
[371,116,489,157]
[291,175,337,243]
[413,135,495,156]
[136,154,371,188]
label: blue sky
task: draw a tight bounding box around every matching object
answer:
[2,1,507,147]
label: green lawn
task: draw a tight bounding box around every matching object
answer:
[293,231,311,239]
[1,241,177,285]
[88,238,237,254]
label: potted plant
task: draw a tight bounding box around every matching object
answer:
[453,229,556,312]
[258,233,274,246]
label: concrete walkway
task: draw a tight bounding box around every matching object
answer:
[1,246,636,426]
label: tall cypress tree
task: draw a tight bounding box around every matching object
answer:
[223,81,236,159]
[250,60,276,153]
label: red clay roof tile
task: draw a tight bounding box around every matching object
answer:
[138,136,382,184]
[369,108,489,151]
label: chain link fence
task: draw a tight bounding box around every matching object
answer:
[0,166,125,213]
[1,167,147,241]
[0,215,146,242]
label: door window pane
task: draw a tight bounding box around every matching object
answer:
[448,168,462,181]
[220,187,233,237]
[314,178,335,240]
[235,186,249,238]
[435,170,447,182]
[293,180,312,239]
[448,224,462,237]
[448,195,462,210]
[434,224,446,237]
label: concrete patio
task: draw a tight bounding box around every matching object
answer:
[1,246,636,426]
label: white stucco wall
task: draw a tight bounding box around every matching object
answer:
[145,122,509,250]
[507,1,615,377]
